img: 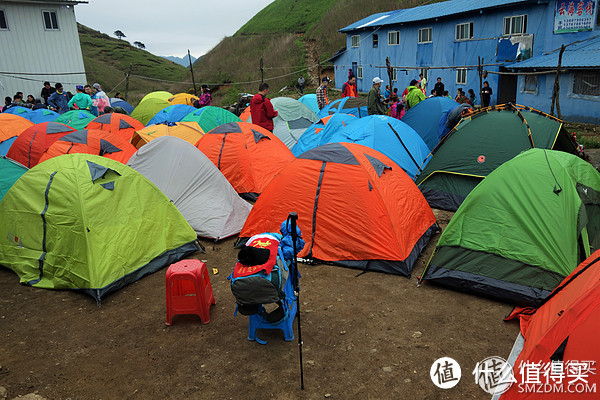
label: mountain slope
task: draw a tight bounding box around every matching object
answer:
[78,24,190,105]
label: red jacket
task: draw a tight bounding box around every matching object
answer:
[341,81,357,98]
[250,93,278,131]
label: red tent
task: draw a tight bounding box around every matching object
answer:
[195,121,294,200]
[86,113,145,141]
[240,142,437,276]
[39,129,137,164]
[6,122,75,168]
[502,249,600,399]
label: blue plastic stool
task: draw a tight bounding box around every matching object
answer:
[247,271,297,345]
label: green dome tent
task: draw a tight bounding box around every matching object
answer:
[131,98,170,126]
[140,91,173,103]
[415,105,580,211]
[420,148,600,306]
[0,156,27,202]
[0,154,200,302]
[181,106,241,132]
[54,110,96,131]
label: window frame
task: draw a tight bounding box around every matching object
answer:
[418,27,432,44]
[573,70,600,97]
[455,22,474,41]
[456,68,467,85]
[42,10,59,31]
[372,33,378,48]
[357,66,363,79]
[351,35,360,48]
[388,30,400,46]
[420,68,429,82]
[392,68,398,82]
[0,9,8,30]
[503,15,527,36]
[523,74,538,94]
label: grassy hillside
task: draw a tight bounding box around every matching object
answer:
[194,0,441,105]
[78,24,191,105]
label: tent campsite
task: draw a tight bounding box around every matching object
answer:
[6,122,76,168]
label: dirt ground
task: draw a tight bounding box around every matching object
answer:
[0,208,521,400]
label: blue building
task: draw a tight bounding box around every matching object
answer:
[332,0,600,123]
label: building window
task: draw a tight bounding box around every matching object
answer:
[573,71,600,96]
[503,15,527,35]
[351,35,360,48]
[373,34,378,48]
[0,10,7,30]
[523,75,537,93]
[388,31,400,45]
[43,10,59,30]
[357,66,363,79]
[418,27,432,44]
[392,68,398,82]
[456,68,467,85]
[455,22,473,41]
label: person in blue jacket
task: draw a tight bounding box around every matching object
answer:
[47,83,69,114]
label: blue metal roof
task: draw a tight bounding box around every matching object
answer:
[506,35,600,69]
[340,0,532,32]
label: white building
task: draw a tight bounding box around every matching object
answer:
[0,0,87,101]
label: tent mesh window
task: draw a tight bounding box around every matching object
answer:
[573,70,600,97]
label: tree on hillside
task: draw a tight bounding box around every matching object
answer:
[133,41,146,50]
[114,30,126,40]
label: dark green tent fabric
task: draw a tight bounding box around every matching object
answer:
[422,148,600,306]
[415,106,579,211]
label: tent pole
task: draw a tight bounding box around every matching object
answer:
[188,50,198,96]
[387,123,423,174]
[289,212,305,390]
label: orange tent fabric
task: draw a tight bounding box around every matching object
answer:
[39,129,137,164]
[195,121,294,200]
[168,93,199,106]
[502,250,600,399]
[6,122,75,168]
[130,121,204,149]
[86,113,145,141]
[239,106,251,122]
[239,142,437,276]
[0,113,34,144]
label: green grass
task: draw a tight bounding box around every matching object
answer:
[578,136,600,149]
[78,24,191,105]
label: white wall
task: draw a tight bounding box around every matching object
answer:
[0,1,87,100]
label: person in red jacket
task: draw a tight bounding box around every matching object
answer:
[341,75,358,98]
[250,82,278,132]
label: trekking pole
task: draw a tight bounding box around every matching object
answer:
[288,212,305,390]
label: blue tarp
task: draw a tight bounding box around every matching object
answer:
[292,113,357,157]
[147,104,197,126]
[401,97,459,151]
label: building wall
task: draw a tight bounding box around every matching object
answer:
[0,1,86,100]
[334,0,599,113]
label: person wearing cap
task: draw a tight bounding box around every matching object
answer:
[197,85,211,108]
[316,77,330,110]
[250,82,278,132]
[367,77,387,115]
[47,83,69,114]
[68,85,93,111]
[404,79,426,111]
[92,83,110,115]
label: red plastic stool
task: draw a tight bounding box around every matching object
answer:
[166,260,215,325]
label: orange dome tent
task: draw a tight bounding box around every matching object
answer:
[195,121,294,201]
[6,122,75,168]
[130,121,205,148]
[239,142,438,276]
[86,113,145,141]
[168,93,199,106]
[39,129,137,164]
[239,106,251,122]
[502,250,600,399]
[0,114,34,155]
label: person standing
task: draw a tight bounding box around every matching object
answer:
[197,85,211,108]
[41,81,55,105]
[341,75,357,98]
[481,81,493,108]
[47,83,69,114]
[316,77,330,110]
[68,85,93,111]
[92,83,110,114]
[404,79,426,111]
[434,77,445,97]
[418,73,427,95]
[250,82,278,132]
[367,77,387,115]
[84,85,98,116]
[297,75,305,94]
